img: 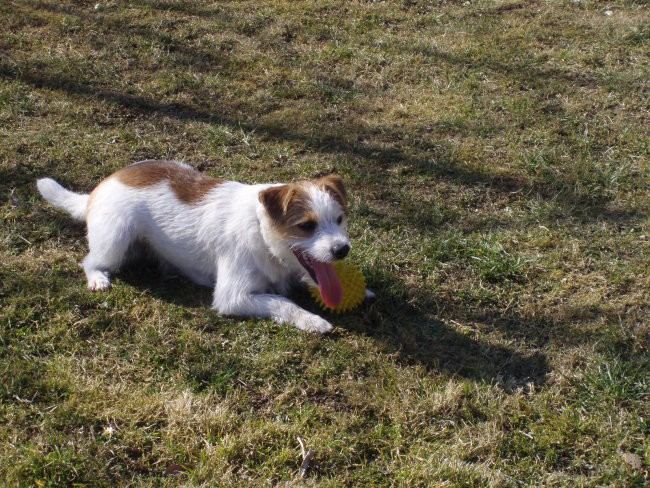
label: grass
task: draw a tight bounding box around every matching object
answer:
[1,0,648,486]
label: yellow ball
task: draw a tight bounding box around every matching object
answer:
[310,261,366,313]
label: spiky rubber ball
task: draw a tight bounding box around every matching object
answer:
[310,261,366,313]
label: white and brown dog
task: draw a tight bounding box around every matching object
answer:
[37,160,372,333]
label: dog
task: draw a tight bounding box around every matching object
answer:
[37,160,372,333]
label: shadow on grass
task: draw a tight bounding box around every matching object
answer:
[4,1,645,231]
[332,267,549,390]
[1,58,643,235]
[23,196,551,391]
[115,260,549,391]
[6,0,644,231]
[116,260,213,310]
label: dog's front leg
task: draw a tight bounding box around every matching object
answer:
[212,262,333,333]
[215,292,333,334]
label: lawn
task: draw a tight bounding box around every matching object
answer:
[1,0,648,486]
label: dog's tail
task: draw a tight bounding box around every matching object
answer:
[37,178,89,221]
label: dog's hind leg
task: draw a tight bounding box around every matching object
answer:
[83,216,135,291]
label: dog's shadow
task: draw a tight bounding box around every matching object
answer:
[117,261,214,309]
[117,261,549,391]
[296,267,549,390]
[314,268,550,390]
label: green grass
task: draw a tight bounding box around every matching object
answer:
[1,0,648,486]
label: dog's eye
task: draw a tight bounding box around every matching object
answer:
[336,215,344,225]
[297,220,317,232]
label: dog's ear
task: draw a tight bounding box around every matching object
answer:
[316,174,347,209]
[259,184,294,223]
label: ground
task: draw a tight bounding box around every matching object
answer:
[0,0,648,486]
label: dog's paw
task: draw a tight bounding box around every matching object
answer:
[295,314,333,334]
[87,274,111,291]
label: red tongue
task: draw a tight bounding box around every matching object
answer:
[312,260,343,308]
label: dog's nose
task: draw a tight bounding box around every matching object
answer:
[332,243,350,260]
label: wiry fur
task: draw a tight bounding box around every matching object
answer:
[37,178,89,221]
[37,160,369,333]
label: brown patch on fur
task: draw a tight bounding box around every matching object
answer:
[259,175,348,238]
[114,160,222,204]
[315,174,347,211]
[259,182,318,238]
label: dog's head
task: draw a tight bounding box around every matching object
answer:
[259,174,350,308]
